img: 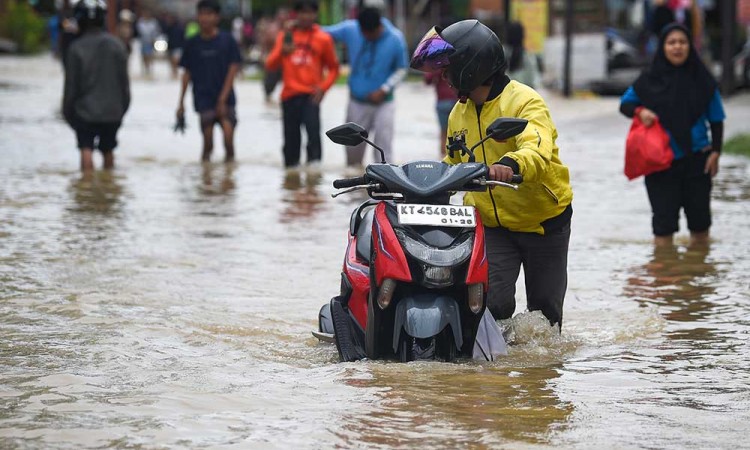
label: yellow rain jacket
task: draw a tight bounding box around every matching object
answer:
[444,80,573,234]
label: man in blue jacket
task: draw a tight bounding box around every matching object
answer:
[324,7,408,166]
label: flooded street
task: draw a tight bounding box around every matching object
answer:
[2,55,750,449]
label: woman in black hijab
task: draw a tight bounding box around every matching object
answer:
[504,21,539,87]
[620,23,725,247]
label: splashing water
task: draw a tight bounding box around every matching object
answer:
[493,311,581,365]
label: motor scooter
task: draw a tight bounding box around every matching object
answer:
[314,117,527,362]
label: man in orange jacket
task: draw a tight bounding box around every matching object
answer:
[266,0,340,168]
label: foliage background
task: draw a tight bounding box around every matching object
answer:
[0,1,46,53]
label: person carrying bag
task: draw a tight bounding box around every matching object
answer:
[619,23,724,247]
[624,109,673,180]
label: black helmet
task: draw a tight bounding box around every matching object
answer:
[411,20,506,96]
[73,0,107,29]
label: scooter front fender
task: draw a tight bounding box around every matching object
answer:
[392,295,463,353]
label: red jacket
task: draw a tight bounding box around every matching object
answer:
[265,24,339,101]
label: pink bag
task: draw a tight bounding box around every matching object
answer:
[624,115,673,180]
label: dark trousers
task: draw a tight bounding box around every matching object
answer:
[485,223,570,329]
[644,151,712,236]
[281,94,321,167]
[73,118,121,152]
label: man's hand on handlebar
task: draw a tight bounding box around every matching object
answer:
[489,164,515,182]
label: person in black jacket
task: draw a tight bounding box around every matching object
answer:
[63,0,130,172]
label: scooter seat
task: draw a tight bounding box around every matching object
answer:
[355,207,375,263]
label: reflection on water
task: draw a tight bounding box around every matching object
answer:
[622,243,741,375]
[62,171,126,255]
[200,162,236,196]
[331,312,579,447]
[338,362,573,448]
[624,244,721,323]
[280,169,324,223]
[68,171,124,215]
[179,163,239,241]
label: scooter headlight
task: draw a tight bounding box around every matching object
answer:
[394,230,474,266]
[422,265,453,287]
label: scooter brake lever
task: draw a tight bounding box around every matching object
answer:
[331,183,382,198]
[484,180,519,190]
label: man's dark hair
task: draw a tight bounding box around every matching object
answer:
[197,0,221,13]
[74,0,106,31]
[357,7,381,32]
[294,0,318,12]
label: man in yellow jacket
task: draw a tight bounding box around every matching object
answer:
[411,20,573,330]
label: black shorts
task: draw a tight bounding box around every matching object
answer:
[74,121,121,152]
[644,151,712,236]
[198,106,237,130]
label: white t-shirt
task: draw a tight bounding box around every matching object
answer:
[136,17,161,44]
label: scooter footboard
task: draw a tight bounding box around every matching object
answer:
[392,295,463,353]
[318,302,334,335]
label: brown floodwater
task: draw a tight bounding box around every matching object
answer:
[1,55,750,449]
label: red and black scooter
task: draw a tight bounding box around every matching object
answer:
[315,118,527,362]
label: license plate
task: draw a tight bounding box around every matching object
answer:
[397,204,476,227]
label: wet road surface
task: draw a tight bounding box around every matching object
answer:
[2,55,750,449]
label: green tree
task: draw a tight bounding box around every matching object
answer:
[0,0,46,53]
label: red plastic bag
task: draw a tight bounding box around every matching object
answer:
[624,115,673,180]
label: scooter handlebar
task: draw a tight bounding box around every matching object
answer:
[510,174,523,184]
[333,176,367,189]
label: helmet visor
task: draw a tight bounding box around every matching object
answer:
[410,27,455,72]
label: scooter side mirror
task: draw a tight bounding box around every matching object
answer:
[326,122,369,146]
[486,118,529,141]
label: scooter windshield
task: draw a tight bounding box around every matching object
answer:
[366,161,487,199]
[410,27,455,72]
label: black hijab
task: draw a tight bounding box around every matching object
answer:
[506,22,525,73]
[633,23,717,154]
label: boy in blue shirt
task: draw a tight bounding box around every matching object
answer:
[324,7,408,166]
[177,0,242,162]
